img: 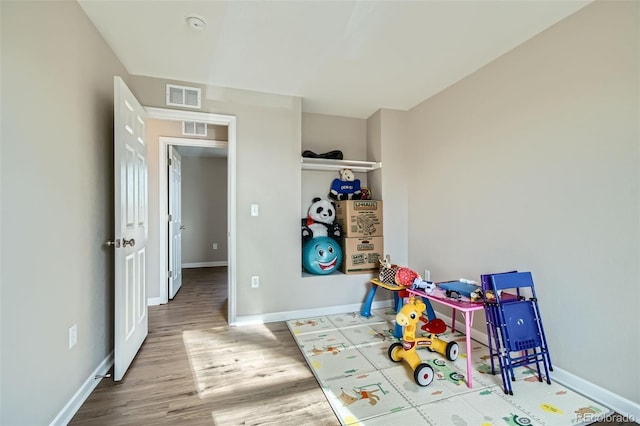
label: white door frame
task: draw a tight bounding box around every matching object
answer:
[146,107,237,325]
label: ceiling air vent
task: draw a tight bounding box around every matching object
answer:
[166,84,201,109]
[182,121,207,137]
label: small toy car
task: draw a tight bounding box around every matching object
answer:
[445,289,461,300]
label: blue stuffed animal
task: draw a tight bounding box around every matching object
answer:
[329,168,362,201]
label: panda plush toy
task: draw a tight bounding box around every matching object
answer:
[301,197,342,245]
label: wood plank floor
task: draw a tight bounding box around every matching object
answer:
[71,267,633,426]
[70,267,339,426]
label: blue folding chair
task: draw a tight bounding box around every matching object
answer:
[480,271,516,380]
[483,271,553,395]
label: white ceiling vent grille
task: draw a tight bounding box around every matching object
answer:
[166,84,201,109]
[182,121,207,137]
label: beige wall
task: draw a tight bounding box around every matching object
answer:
[374,109,410,266]
[1,0,637,423]
[132,76,377,316]
[0,1,129,424]
[404,0,639,402]
[181,156,228,264]
[301,112,368,216]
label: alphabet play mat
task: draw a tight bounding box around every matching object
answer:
[286,308,611,425]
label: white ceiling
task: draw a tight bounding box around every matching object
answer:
[78,0,592,119]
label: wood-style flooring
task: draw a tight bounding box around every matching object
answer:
[70,267,633,426]
[70,267,338,425]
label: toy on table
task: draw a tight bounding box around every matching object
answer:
[394,267,419,286]
[469,287,483,302]
[328,168,362,200]
[380,260,435,293]
[362,257,435,338]
[377,255,399,284]
[412,279,435,293]
[362,255,436,324]
[301,197,342,246]
[302,236,343,275]
[363,257,439,338]
[388,297,459,386]
[439,279,484,302]
[394,267,434,292]
[394,266,437,315]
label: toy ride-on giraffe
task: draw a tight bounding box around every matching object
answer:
[388,297,459,386]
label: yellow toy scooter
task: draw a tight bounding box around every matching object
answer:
[388,297,459,386]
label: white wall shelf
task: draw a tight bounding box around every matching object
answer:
[301,157,382,172]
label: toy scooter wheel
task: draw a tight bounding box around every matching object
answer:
[414,363,434,387]
[445,341,459,361]
[388,343,403,362]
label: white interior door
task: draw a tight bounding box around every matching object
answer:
[168,145,183,299]
[113,76,148,381]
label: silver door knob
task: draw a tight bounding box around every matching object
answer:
[105,239,120,247]
[122,238,135,247]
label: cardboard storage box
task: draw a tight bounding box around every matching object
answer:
[340,236,384,274]
[335,200,383,237]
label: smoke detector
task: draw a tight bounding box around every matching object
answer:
[186,15,206,31]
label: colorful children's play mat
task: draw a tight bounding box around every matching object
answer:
[286,308,612,426]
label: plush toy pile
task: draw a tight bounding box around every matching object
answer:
[301,197,343,275]
[379,255,435,292]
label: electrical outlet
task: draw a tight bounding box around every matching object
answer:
[251,275,260,288]
[69,324,77,349]
[212,243,218,250]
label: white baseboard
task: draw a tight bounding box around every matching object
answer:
[182,261,228,268]
[435,310,639,422]
[231,299,394,326]
[550,367,640,422]
[237,303,638,421]
[50,352,113,426]
[147,296,163,306]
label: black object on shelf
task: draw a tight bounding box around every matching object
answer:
[302,150,344,160]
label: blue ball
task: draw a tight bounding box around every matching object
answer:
[302,236,343,275]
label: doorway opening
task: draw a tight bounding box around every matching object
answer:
[146,107,237,325]
[163,138,228,298]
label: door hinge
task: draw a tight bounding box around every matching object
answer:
[168,158,173,166]
[168,214,172,222]
[168,270,173,278]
